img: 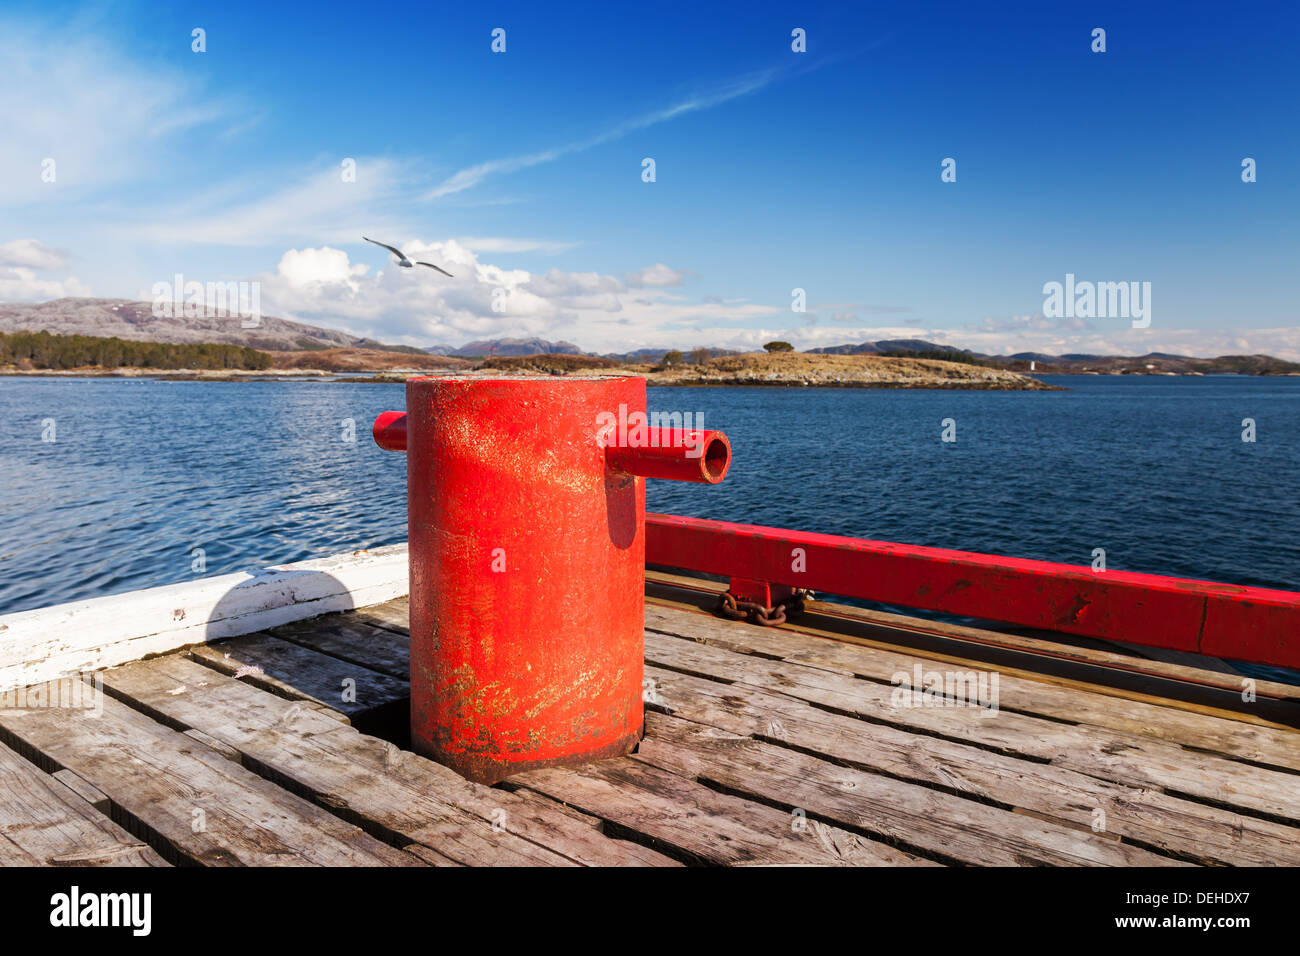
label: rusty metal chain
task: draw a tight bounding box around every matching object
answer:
[715,589,813,627]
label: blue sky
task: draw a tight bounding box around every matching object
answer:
[1,0,1298,356]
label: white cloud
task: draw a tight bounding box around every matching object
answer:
[0,238,66,271]
[276,246,370,291]
[0,267,90,301]
[255,243,773,349]
[967,312,1093,333]
[626,263,686,287]
[0,237,87,301]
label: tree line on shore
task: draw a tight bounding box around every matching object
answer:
[0,330,274,371]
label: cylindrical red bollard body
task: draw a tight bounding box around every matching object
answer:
[404,376,648,783]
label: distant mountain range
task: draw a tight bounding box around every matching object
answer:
[424,337,584,358]
[806,339,1300,375]
[807,339,973,356]
[601,347,741,363]
[3,299,1296,375]
[0,298,360,351]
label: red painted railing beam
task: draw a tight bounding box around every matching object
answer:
[645,513,1300,670]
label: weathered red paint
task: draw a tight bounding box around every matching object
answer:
[376,378,730,783]
[646,514,1300,669]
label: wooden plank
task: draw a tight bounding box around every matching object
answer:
[188,633,408,719]
[644,665,1300,866]
[0,545,409,694]
[100,655,678,867]
[269,616,411,680]
[183,728,242,762]
[0,681,419,867]
[643,629,1300,822]
[404,843,466,866]
[634,712,1185,867]
[645,603,1300,772]
[0,742,168,867]
[188,645,346,722]
[514,757,938,866]
[347,597,411,637]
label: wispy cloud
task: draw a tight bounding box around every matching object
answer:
[455,237,580,255]
[123,158,419,247]
[421,69,781,201]
[966,312,1093,333]
[0,18,243,205]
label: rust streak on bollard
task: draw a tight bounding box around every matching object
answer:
[375,377,730,783]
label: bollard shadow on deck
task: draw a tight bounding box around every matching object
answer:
[200,566,412,742]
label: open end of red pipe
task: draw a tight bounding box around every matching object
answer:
[605,428,731,484]
[701,435,731,483]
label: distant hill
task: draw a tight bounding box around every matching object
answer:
[1016,352,1300,375]
[351,338,430,355]
[478,354,620,374]
[809,340,1300,375]
[808,339,977,357]
[983,350,1300,375]
[431,337,583,358]
[605,347,672,363]
[270,348,470,373]
[602,347,742,363]
[0,298,361,352]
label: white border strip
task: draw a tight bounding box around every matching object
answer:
[0,544,410,693]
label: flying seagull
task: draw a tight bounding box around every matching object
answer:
[362,236,453,277]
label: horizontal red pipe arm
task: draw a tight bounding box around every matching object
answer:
[373,411,407,452]
[606,429,731,484]
[645,513,1300,670]
[376,415,730,484]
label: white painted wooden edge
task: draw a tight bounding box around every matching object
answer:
[0,543,410,693]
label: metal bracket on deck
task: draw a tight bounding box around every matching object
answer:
[716,577,811,627]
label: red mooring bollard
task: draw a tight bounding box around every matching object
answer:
[374,376,730,783]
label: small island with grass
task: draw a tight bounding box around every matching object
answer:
[468,349,1056,389]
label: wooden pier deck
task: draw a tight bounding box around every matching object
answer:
[2,571,1298,867]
